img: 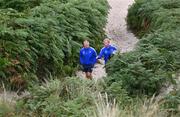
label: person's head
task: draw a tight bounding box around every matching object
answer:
[103,38,110,47]
[83,40,90,48]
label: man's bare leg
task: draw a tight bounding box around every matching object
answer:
[85,72,90,79]
[85,72,92,80]
[89,72,92,80]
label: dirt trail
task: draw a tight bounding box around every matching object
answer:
[76,0,138,79]
[106,0,138,53]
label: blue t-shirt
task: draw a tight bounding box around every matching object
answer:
[80,47,97,65]
[97,45,117,64]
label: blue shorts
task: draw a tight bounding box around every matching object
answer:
[82,64,94,73]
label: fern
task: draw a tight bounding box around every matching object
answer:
[107,0,180,96]
[0,0,109,89]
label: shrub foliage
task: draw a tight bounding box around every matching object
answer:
[106,0,180,96]
[15,78,105,116]
[0,0,109,89]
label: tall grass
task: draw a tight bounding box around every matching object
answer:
[0,86,16,117]
[91,94,171,117]
[0,78,179,117]
[91,93,119,117]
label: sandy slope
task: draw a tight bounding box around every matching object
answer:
[106,0,138,53]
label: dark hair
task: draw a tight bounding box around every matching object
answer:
[82,40,89,45]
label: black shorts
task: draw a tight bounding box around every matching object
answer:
[82,64,94,73]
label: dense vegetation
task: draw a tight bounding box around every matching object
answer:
[0,0,108,89]
[1,78,179,117]
[0,0,179,116]
[106,0,180,96]
[15,78,104,116]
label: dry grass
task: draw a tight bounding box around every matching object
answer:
[0,84,16,117]
[131,96,167,117]
[87,93,169,117]
[94,93,119,117]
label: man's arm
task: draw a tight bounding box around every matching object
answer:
[97,48,104,59]
[112,46,117,54]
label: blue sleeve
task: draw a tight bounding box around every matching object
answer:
[79,50,84,65]
[112,46,117,51]
[97,48,104,59]
[111,46,117,54]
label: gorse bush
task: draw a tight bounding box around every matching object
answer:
[0,0,109,89]
[106,0,180,96]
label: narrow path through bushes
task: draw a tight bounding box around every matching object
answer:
[76,0,138,79]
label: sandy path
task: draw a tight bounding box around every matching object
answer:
[76,0,138,79]
[106,0,138,53]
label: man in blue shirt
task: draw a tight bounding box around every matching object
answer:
[80,40,97,79]
[97,38,117,64]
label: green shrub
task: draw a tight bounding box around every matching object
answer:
[106,0,180,96]
[162,89,180,114]
[106,52,172,95]
[0,0,109,89]
[15,77,105,116]
[0,0,42,11]
[105,77,131,106]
